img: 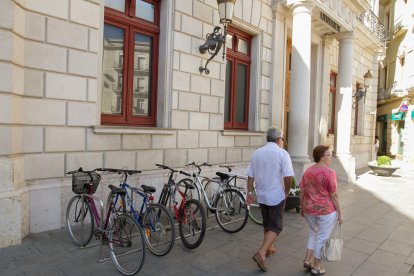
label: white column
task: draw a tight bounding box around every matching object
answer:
[334,32,354,156]
[288,1,314,162]
[270,6,287,128]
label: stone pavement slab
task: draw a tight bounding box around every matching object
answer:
[1,161,414,275]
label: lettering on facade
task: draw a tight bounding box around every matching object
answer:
[320,12,341,33]
[316,0,354,30]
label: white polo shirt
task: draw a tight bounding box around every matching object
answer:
[246,142,294,206]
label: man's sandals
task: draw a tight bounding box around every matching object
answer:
[252,252,268,271]
[266,248,276,257]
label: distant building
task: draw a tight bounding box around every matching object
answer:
[376,0,414,162]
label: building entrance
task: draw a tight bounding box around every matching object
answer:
[283,38,292,150]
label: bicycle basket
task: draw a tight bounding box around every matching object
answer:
[72,172,101,194]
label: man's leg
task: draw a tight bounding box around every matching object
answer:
[257,230,278,259]
[257,201,284,259]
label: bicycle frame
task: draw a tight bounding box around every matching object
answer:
[118,183,157,232]
[184,166,235,213]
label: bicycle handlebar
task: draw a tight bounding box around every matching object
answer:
[156,164,178,172]
[186,161,211,174]
[66,167,101,183]
[180,170,191,177]
[66,167,102,174]
[219,165,233,172]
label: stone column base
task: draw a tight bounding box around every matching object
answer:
[0,157,29,249]
[291,158,313,183]
[0,190,28,248]
[331,154,356,183]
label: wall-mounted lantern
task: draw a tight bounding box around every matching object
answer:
[199,0,236,75]
[352,70,373,109]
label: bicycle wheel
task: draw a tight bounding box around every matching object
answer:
[142,203,175,256]
[109,214,146,275]
[248,188,263,225]
[202,177,220,203]
[177,178,200,202]
[66,195,94,246]
[178,199,206,249]
[214,188,248,233]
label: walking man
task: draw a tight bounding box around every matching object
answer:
[246,127,294,271]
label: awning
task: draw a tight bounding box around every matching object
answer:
[377,114,388,122]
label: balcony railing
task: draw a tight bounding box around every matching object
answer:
[393,16,406,34]
[356,10,386,45]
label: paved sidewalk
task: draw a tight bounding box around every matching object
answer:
[1,162,414,275]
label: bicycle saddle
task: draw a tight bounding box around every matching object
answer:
[216,172,230,181]
[108,184,126,195]
[141,185,156,193]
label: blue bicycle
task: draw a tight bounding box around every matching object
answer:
[102,168,175,256]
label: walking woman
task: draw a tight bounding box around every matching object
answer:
[299,145,344,275]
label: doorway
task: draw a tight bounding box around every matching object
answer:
[283,38,292,150]
[397,120,405,156]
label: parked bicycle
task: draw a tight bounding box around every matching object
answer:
[156,164,207,249]
[101,168,175,256]
[212,165,263,225]
[177,162,248,233]
[66,168,145,275]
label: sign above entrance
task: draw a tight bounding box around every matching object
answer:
[377,114,388,122]
[391,112,405,121]
[314,0,355,31]
[320,12,341,33]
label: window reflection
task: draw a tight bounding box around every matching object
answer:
[102,24,124,115]
[136,0,154,22]
[133,33,152,116]
[104,0,125,12]
[226,34,233,49]
[235,63,247,123]
[224,61,232,122]
[237,39,248,54]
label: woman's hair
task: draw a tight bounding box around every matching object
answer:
[313,145,330,163]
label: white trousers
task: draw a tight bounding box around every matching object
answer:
[304,211,337,259]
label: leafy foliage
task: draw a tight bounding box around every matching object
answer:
[377,156,392,166]
[289,177,300,196]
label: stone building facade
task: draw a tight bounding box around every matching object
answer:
[0,0,383,247]
[376,0,414,162]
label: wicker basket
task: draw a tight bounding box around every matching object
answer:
[72,171,101,194]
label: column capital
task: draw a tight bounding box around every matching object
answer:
[333,31,355,42]
[289,0,315,15]
[322,35,336,48]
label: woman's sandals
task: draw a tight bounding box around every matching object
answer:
[303,260,313,270]
[310,267,326,275]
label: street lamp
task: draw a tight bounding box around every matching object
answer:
[199,0,236,75]
[352,70,373,109]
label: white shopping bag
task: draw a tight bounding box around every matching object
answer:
[322,223,343,262]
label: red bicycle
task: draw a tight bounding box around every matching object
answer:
[156,164,207,249]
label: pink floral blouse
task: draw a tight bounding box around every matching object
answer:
[299,165,337,216]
